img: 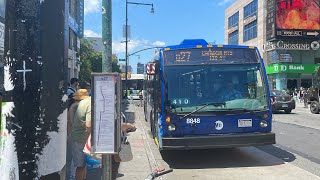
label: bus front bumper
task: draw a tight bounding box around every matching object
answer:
[161,133,275,150]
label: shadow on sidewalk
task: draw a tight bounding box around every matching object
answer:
[161,145,296,169]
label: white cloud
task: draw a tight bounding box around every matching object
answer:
[152,41,166,47]
[217,0,233,6]
[84,0,100,15]
[112,39,165,54]
[84,29,101,37]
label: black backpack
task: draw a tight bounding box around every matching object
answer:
[67,89,76,109]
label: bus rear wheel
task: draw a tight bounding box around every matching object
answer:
[310,101,320,114]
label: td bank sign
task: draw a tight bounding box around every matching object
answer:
[266,64,320,74]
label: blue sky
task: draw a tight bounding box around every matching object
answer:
[84,0,235,73]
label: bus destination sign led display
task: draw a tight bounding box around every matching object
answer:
[164,48,258,65]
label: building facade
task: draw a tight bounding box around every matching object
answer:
[120,63,132,74]
[225,0,320,90]
[225,0,266,56]
[67,0,84,80]
[137,62,145,74]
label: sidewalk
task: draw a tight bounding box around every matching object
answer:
[117,103,157,180]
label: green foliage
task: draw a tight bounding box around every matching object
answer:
[79,39,95,82]
[112,58,122,73]
[79,39,121,83]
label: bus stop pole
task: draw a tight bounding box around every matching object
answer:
[101,0,113,179]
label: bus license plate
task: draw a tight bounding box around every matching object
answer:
[238,119,252,127]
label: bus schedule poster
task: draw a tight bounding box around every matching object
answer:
[91,73,121,154]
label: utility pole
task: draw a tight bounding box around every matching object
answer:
[125,1,154,98]
[101,0,113,179]
[125,0,129,99]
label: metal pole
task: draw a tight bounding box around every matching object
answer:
[102,0,113,179]
[102,0,112,73]
[125,0,128,99]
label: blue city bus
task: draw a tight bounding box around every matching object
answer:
[144,39,276,150]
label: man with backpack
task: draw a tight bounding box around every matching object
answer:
[68,78,79,97]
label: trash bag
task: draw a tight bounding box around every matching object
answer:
[86,155,102,170]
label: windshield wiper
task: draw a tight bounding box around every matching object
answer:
[222,108,264,118]
[179,102,226,120]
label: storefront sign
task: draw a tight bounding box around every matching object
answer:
[266,64,320,74]
[263,40,320,52]
[279,54,292,62]
[266,0,276,40]
[266,0,320,40]
[68,15,79,36]
[78,0,84,38]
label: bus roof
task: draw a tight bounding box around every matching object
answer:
[162,39,257,51]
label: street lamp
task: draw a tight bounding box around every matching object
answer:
[125,0,154,99]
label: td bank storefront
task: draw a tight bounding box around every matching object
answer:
[267,64,319,90]
[264,40,320,91]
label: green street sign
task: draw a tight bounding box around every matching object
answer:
[118,59,126,62]
[266,64,320,74]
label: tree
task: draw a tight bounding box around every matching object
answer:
[79,39,96,83]
[79,39,121,83]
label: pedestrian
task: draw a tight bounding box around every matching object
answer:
[299,87,304,103]
[129,89,134,104]
[68,78,79,97]
[70,93,91,180]
[66,89,90,180]
[293,88,298,101]
[138,89,143,107]
[67,78,79,110]
[79,81,91,96]
[303,88,308,108]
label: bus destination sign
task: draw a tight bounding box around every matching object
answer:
[163,48,258,65]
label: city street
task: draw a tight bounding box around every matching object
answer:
[260,102,320,177]
[116,101,320,180]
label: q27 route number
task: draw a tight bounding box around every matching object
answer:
[186,118,201,124]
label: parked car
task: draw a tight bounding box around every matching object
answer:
[271,90,296,114]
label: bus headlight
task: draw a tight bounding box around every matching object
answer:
[168,124,176,131]
[259,120,268,128]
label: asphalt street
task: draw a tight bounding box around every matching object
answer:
[258,102,320,177]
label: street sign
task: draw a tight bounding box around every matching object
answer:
[119,59,126,62]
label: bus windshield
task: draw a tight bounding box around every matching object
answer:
[165,64,268,112]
